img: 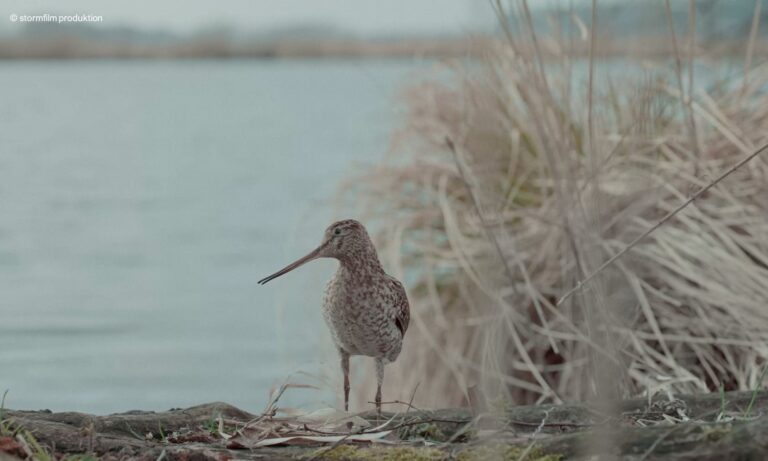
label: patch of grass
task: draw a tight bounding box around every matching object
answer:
[743,365,768,418]
[61,456,99,461]
[717,384,726,421]
[310,444,446,461]
[15,429,54,461]
[0,391,89,461]
[204,415,219,435]
[699,424,732,443]
[397,422,447,442]
[309,443,562,461]
[0,390,10,436]
[456,444,563,461]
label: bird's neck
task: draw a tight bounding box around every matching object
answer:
[337,247,385,279]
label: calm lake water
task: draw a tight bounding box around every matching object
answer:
[0,57,739,415]
[0,59,426,414]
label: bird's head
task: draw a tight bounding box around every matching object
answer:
[258,219,372,285]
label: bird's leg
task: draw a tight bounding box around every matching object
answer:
[375,358,385,415]
[341,351,350,412]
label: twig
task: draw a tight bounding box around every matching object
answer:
[306,414,461,461]
[370,417,467,433]
[241,410,275,431]
[587,0,598,192]
[406,382,420,415]
[438,417,480,448]
[124,422,145,441]
[320,418,397,458]
[557,140,768,306]
[305,435,355,461]
[741,0,762,100]
[664,0,701,161]
[243,380,316,430]
[516,408,551,461]
[309,415,469,437]
[365,382,423,413]
[507,418,604,428]
[301,425,347,436]
[367,400,423,412]
[687,0,697,154]
[638,424,682,461]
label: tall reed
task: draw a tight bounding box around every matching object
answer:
[343,2,768,408]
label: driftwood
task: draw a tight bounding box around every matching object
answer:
[1,391,766,460]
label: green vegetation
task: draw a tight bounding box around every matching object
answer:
[744,365,768,418]
[311,445,446,461]
[456,445,562,461]
[699,424,732,443]
[396,422,447,442]
[1,391,95,461]
[204,415,220,435]
[0,390,10,436]
[309,443,563,461]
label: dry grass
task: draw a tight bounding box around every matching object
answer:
[341,1,768,409]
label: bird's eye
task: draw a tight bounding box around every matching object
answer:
[334,228,341,235]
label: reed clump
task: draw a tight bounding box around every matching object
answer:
[343,5,768,408]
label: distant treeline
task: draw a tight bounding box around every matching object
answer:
[0,33,764,60]
[0,34,481,59]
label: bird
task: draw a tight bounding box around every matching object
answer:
[258,219,409,413]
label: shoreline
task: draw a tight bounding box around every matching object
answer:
[2,390,766,460]
[1,37,766,60]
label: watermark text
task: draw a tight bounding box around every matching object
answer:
[9,13,103,24]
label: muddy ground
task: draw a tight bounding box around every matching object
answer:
[1,390,767,460]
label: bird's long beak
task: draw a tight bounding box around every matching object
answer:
[258,241,327,285]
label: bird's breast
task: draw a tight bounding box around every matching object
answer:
[321,277,402,360]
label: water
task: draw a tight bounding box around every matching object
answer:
[0,59,425,414]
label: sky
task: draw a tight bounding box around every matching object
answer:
[1,0,498,36]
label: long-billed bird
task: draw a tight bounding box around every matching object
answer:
[258,219,409,413]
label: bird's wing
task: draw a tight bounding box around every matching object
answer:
[388,277,410,337]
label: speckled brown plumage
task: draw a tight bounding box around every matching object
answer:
[258,219,409,412]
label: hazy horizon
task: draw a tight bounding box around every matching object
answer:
[0,0,496,37]
[0,0,760,44]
